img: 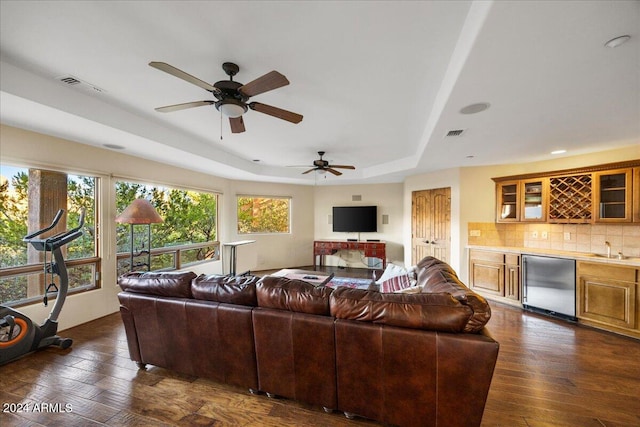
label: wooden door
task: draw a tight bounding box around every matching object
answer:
[411,188,451,265]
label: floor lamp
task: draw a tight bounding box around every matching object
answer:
[115,199,163,271]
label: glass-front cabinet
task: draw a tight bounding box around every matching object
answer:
[520,179,546,221]
[595,169,632,222]
[496,181,519,222]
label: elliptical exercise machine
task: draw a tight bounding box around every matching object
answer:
[0,209,84,365]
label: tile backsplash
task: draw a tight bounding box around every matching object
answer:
[468,222,640,258]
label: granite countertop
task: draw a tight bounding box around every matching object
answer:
[467,245,640,267]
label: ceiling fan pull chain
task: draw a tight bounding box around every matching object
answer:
[220,111,223,141]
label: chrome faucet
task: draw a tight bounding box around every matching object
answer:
[605,241,611,258]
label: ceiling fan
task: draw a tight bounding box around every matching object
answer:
[149,61,303,133]
[295,151,356,176]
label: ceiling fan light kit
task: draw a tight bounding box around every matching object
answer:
[150,61,303,133]
[216,99,247,118]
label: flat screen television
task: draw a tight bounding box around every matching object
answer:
[332,206,377,233]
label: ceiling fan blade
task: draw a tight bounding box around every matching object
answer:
[249,102,303,124]
[149,62,220,93]
[302,168,316,175]
[229,116,246,133]
[239,70,289,97]
[329,165,356,170]
[155,101,215,112]
[326,168,343,176]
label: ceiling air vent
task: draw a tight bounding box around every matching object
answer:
[57,75,105,93]
[59,76,82,86]
[445,129,466,137]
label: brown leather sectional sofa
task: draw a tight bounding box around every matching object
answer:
[117,256,499,427]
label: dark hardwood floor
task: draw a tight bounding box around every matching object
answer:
[1,267,639,426]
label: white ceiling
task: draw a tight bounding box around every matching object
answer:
[1,1,638,185]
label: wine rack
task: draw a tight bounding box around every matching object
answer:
[548,174,592,222]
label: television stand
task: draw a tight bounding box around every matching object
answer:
[313,240,386,269]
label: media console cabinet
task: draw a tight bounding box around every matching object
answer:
[313,240,386,269]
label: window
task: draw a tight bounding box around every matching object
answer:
[1,165,99,307]
[115,180,219,274]
[237,196,291,234]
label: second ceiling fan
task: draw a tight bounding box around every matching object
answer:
[299,151,356,176]
[150,61,303,133]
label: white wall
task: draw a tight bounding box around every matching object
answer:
[314,183,404,267]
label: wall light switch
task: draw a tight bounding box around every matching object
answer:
[532,231,538,239]
[564,232,571,241]
[469,229,481,237]
[541,231,548,240]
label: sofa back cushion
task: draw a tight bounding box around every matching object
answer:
[118,271,196,298]
[191,274,259,306]
[330,287,473,333]
[257,276,333,316]
[415,256,492,333]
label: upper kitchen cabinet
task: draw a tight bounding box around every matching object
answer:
[496,181,519,222]
[635,168,640,223]
[496,179,547,223]
[493,160,639,224]
[521,179,547,222]
[594,169,633,222]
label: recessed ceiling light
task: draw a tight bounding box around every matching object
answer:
[460,103,490,114]
[604,35,630,48]
[551,150,566,155]
[103,143,125,150]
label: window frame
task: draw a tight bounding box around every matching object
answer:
[0,163,101,307]
[236,194,292,235]
[114,179,221,275]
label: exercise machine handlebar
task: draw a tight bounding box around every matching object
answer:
[23,209,85,251]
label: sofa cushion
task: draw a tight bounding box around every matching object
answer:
[379,273,413,293]
[415,256,492,333]
[118,271,196,298]
[375,263,407,284]
[191,274,260,306]
[330,287,473,333]
[257,276,333,316]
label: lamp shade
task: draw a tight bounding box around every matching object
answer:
[115,199,163,224]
